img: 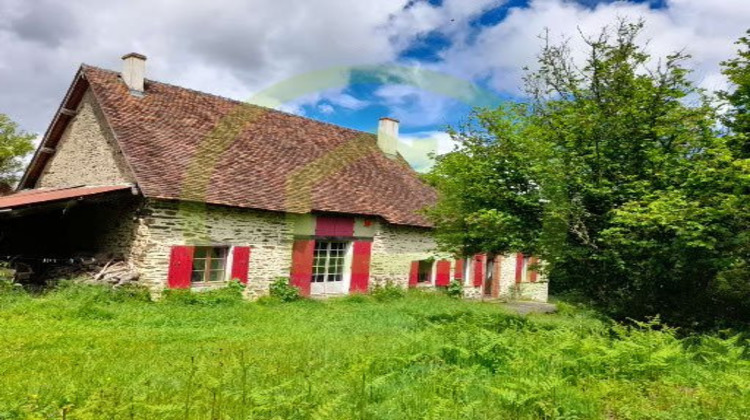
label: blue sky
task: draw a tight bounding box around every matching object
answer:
[278,0,726,169]
[0,0,748,171]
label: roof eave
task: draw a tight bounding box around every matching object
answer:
[17,66,90,191]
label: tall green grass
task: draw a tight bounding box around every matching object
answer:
[0,283,748,419]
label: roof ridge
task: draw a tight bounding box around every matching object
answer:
[81,64,377,140]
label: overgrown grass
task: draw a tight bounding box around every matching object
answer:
[0,283,749,419]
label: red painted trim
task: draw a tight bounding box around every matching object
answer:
[315,216,355,237]
[515,253,525,284]
[472,254,484,287]
[454,259,464,280]
[290,240,315,296]
[167,246,194,289]
[408,261,419,288]
[530,257,538,283]
[435,259,451,287]
[350,241,372,293]
[230,246,251,284]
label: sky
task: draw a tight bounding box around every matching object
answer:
[1,0,749,171]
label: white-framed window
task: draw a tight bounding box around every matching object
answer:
[312,241,347,283]
[191,246,228,283]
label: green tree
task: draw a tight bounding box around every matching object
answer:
[0,114,35,187]
[426,20,750,327]
[720,30,750,158]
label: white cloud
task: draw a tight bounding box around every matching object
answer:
[375,84,456,127]
[399,130,458,171]
[0,0,416,133]
[438,0,750,95]
[1,0,748,145]
[318,103,335,115]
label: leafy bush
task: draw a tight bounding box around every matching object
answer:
[0,279,22,295]
[268,277,301,302]
[445,279,464,299]
[162,279,245,305]
[425,21,750,329]
[52,280,152,304]
[370,280,405,301]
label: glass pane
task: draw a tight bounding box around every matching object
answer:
[194,247,207,258]
[192,259,206,272]
[210,258,223,270]
[191,270,204,283]
[209,270,224,282]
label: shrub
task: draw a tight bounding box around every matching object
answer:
[0,279,22,295]
[268,277,301,302]
[370,280,405,301]
[52,280,152,304]
[445,279,464,299]
[162,279,245,305]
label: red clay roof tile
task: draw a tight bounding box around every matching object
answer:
[82,66,436,227]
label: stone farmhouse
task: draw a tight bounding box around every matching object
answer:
[0,53,548,301]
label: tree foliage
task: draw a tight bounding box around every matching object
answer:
[721,30,750,158]
[0,114,34,186]
[426,20,750,328]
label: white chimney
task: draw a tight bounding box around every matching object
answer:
[377,117,399,158]
[121,52,147,94]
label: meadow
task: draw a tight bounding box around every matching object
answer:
[0,283,749,419]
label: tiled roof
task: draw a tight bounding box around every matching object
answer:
[0,185,131,210]
[81,66,436,227]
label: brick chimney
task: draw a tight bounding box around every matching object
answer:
[377,117,399,158]
[121,52,147,95]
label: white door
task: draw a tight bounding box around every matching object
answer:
[311,241,350,295]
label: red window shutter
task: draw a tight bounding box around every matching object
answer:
[408,261,419,288]
[454,259,464,280]
[529,257,538,283]
[472,254,484,287]
[290,240,315,296]
[167,246,194,289]
[515,253,525,284]
[315,216,354,237]
[231,246,251,284]
[435,259,451,287]
[350,241,372,293]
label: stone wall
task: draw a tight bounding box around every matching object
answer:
[128,204,449,294]
[131,200,294,296]
[120,199,548,302]
[461,254,549,302]
[37,90,133,189]
[370,223,444,288]
[513,282,549,302]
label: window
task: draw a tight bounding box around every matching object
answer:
[191,246,228,283]
[312,241,347,283]
[417,260,432,283]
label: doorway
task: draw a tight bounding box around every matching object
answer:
[311,241,350,295]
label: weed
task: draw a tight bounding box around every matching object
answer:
[268,277,301,302]
[0,287,748,419]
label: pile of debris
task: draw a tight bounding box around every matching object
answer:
[36,257,139,286]
[88,260,139,286]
